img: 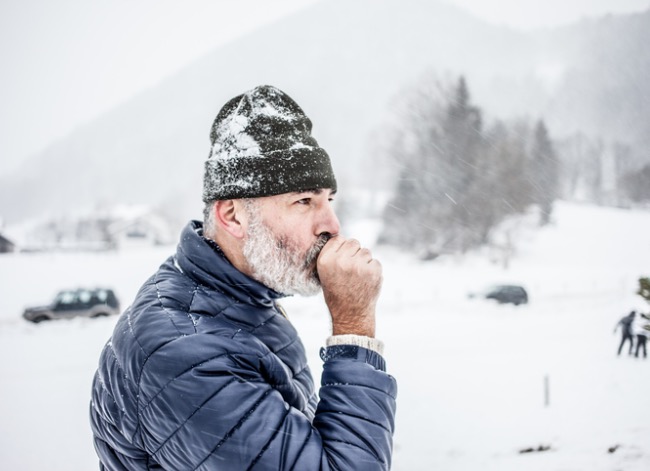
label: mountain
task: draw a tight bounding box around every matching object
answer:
[1,0,648,228]
[540,10,650,149]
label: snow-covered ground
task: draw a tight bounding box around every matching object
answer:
[1,201,648,470]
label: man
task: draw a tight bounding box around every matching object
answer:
[633,312,650,359]
[614,310,636,356]
[90,85,397,470]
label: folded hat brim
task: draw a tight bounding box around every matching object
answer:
[202,147,337,202]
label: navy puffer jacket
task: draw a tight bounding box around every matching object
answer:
[90,221,397,470]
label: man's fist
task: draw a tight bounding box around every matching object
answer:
[317,236,382,337]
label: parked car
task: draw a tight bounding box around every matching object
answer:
[468,284,529,306]
[22,288,120,323]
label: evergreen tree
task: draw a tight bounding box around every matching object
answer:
[621,163,650,202]
[377,74,548,256]
[439,77,484,251]
[637,277,650,304]
[530,120,560,225]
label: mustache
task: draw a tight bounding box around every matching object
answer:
[304,233,334,274]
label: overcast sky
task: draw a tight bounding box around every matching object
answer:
[1,0,648,175]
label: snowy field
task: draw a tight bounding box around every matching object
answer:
[1,201,649,470]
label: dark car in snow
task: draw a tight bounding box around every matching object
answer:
[468,284,529,306]
[22,288,120,323]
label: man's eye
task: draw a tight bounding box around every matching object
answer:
[296,198,311,205]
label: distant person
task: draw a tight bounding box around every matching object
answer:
[633,312,650,359]
[89,85,397,470]
[614,310,636,356]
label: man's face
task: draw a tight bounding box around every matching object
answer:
[242,189,340,296]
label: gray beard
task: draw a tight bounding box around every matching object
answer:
[242,205,329,296]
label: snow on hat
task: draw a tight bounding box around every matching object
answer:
[202,85,337,202]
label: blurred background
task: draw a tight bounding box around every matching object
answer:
[1,1,649,470]
[1,0,649,253]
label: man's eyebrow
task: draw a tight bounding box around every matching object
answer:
[292,188,337,195]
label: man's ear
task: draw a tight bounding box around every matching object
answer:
[214,200,247,239]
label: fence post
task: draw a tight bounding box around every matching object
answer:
[544,374,550,407]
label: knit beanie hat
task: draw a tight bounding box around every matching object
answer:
[202,85,337,202]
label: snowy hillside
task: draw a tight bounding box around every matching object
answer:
[2,1,648,227]
[0,201,649,470]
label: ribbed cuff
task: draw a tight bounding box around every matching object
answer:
[319,344,387,371]
[326,334,385,356]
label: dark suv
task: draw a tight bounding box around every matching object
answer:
[23,288,120,323]
[469,284,529,306]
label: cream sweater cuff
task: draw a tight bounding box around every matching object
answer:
[325,334,385,356]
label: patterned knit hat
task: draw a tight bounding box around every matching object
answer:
[202,85,337,202]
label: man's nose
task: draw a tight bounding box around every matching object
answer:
[316,201,340,236]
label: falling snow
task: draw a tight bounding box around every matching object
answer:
[0,201,649,470]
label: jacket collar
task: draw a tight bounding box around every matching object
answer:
[175,221,285,307]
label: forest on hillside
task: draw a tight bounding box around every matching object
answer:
[371,73,650,257]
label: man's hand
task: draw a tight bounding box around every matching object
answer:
[317,236,382,338]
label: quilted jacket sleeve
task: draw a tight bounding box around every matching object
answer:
[137,335,397,471]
